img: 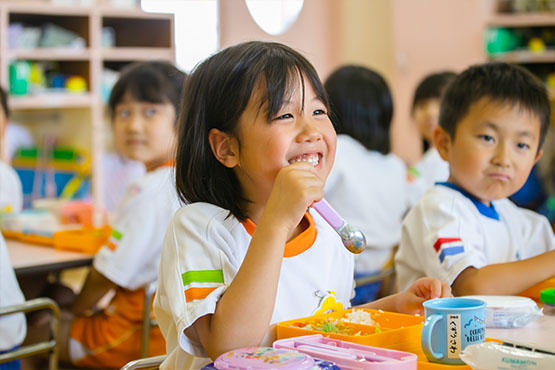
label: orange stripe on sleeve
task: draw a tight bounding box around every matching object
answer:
[184,287,218,302]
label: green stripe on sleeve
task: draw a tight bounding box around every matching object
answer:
[182,270,224,286]
[111,229,123,240]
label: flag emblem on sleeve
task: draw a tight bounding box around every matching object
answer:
[433,238,464,263]
[181,270,224,303]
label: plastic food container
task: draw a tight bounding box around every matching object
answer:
[276,308,498,369]
[201,347,340,370]
[273,334,417,370]
[462,295,542,328]
[540,288,555,316]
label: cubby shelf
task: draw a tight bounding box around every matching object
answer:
[0,0,175,213]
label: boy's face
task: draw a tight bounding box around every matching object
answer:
[229,77,336,210]
[436,98,543,205]
[414,98,441,145]
[113,92,176,171]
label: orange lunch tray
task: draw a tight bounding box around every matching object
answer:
[519,277,555,302]
[1,229,54,246]
[276,308,424,349]
[276,308,498,370]
[53,226,111,255]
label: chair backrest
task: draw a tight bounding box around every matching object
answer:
[0,297,60,370]
[120,354,167,370]
[141,280,158,358]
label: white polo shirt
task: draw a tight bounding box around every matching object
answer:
[396,183,555,291]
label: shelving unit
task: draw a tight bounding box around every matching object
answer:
[485,5,555,101]
[0,0,174,217]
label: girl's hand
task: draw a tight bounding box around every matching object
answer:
[396,277,452,315]
[264,161,324,235]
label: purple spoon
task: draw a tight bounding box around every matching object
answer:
[313,199,366,254]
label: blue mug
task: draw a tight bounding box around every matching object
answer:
[421,297,486,365]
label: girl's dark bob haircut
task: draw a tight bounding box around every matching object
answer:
[176,41,329,220]
[108,61,186,126]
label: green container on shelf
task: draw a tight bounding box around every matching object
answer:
[9,61,31,95]
[485,27,521,54]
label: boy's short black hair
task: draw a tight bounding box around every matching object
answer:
[108,61,186,126]
[411,71,457,112]
[0,85,9,119]
[176,41,328,220]
[439,62,550,149]
[324,65,392,154]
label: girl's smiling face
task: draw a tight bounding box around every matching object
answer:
[231,76,336,211]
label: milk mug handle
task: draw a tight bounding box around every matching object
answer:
[421,314,444,360]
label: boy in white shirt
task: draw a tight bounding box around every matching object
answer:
[396,62,555,295]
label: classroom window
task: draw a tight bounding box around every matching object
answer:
[141,0,219,72]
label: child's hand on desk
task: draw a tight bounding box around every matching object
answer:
[396,277,452,315]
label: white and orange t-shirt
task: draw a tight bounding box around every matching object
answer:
[93,165,180,290]
[154,203,356,369]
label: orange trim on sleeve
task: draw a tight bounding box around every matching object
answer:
[184,286,218,302]
[240,212,316,258]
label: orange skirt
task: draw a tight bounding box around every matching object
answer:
[69,287,165,368]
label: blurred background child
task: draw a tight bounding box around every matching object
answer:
[409,71,457,196]
[0,86,23,214]
[324,65,410,304]
[27,61,186,369]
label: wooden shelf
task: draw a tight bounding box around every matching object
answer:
[0,2,175,210]
[487,50,555,63]
[102,47,174,61]
[8,48,91,61]
[8,93,94,109]
[488,13,555,27]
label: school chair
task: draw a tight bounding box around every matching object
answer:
[0,297,60,370]
[120,355,167,370]
[141,281,158,358]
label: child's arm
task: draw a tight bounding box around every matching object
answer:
[71,267,116,315]
[452,250,555,296]
[191,162,325,359]
[359,277,452,315]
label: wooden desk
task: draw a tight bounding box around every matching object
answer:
[7,239,93,276]
[487,314,555,351]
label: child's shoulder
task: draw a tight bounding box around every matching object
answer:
[172,202,242,234]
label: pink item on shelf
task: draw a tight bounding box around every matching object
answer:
[213,347,316,369]
[273,334,417,370]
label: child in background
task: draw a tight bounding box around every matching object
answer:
[0,86,23,214]
[154,41,451,369]
[396,62,555,296]
[52,61,186,368]
[324,65,410,304]
[409,71,457,194]
[0,234,26,370]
